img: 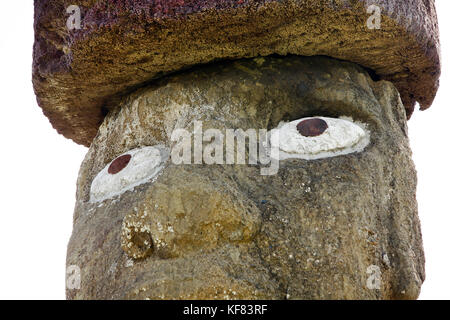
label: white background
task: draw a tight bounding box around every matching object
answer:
[0,1,448,300]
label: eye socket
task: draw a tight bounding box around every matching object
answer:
[90,146,169,203]
[269,117,370,160]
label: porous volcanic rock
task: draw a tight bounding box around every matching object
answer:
[33,0,440,146]
[67,56,424,299]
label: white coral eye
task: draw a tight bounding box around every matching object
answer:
[269,117,370,160]
[90,146,169,202]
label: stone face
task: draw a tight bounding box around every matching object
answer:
[33,0,440,146]
[67,56,424,300]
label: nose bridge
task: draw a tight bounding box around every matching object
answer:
[120,165,262,260]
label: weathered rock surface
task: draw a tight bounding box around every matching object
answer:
[67,56,424,300]
[33,0,440,146]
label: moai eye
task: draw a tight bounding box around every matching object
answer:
[90,146,169,202]
[269,117,370,160]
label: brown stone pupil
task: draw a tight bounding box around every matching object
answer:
[296,118,329,137]
[108,154,132,175]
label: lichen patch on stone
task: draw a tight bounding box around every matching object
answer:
[121,214,153,260]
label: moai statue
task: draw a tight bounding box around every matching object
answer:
[33,1,440,300]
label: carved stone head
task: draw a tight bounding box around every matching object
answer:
[32,1,440,300]
[67,57,424,299]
